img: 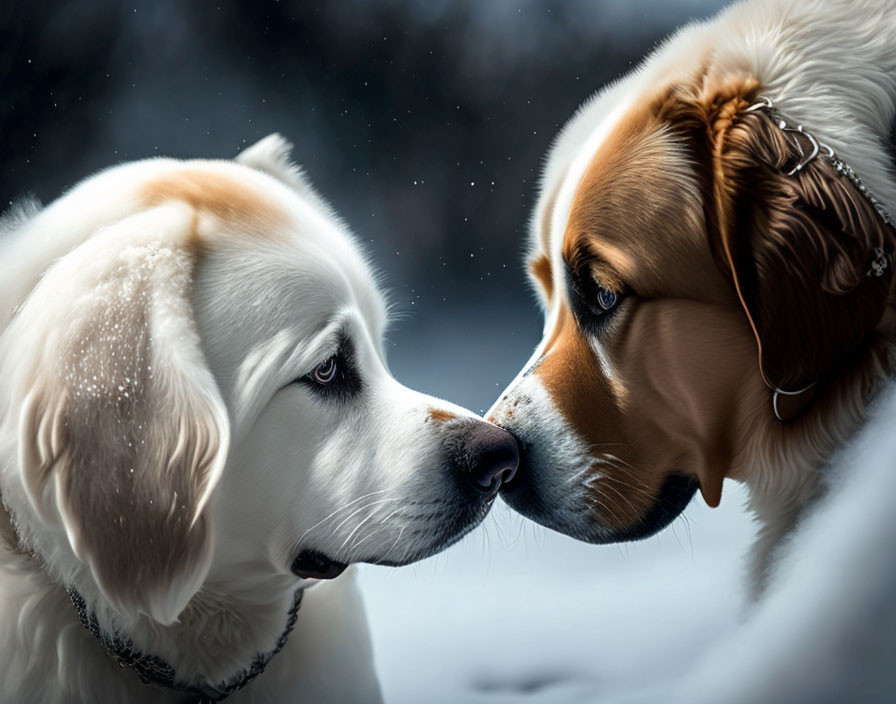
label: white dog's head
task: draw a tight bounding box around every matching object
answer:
[0,135,518,627]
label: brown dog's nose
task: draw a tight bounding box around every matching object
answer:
[463,423,520,495]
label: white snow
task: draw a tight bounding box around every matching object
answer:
[359,479,755,703]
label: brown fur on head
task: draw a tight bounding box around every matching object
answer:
[696,86,894,395]
[490,76,895,544]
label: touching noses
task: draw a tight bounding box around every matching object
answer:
[461,422,520,495]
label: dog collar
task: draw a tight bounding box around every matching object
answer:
[2,492,306,702]
[745,95,895,421]
[67,586,304,703]
[746,96,894,226]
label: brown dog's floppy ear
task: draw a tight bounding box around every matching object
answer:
[11,203,229,626]
[702,88,893,418]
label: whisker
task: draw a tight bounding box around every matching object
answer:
[490,510,512,549]
[590,474,644,519]
[596,471,653,497]
[296,489,390,543]
[384,525,408,562]
[347,505,407,552]
[327,497,402,540]
[587,489,628,528]
[340,503,389,552]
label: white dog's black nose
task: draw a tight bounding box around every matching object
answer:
[462,422,520,495]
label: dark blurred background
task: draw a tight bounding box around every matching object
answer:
[1,0,727,413]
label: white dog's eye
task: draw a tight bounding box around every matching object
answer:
[298,336,362,399]
[312,356,338,384]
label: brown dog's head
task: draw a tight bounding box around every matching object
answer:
[488,75,894,544]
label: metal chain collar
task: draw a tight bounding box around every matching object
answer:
[743,95,895,420]
[746,95,895,230]
[67,587,304,703]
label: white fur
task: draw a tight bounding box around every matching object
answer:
[0,138,493,702]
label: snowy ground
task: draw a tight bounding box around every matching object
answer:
[359,488,755,704]
[358,306,758,703]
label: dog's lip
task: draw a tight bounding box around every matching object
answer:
[499,451,698,544]
[290,549,348,580]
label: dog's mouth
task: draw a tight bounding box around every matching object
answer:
[501,455,698,544]
[290,549,348,580]
[599,473,698,543]
[292,495,494,577]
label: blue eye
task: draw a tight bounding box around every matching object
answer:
[597,287,618,311]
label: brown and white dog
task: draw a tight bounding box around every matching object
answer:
[489,0,896,593]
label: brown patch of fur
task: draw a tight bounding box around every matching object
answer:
[705,94,894,392]
[535,293,753,531]
[533,308,644,534]
[140,169,287,235]
[561,97,726,302]
[529,254,554,301]
[428,408,457,424]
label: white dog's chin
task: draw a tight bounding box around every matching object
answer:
[289,495,491,579]
[0,134,518,697]
[288,479,495,580]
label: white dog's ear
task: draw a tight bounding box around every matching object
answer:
[236,133,312,194]
[13,203,229,626]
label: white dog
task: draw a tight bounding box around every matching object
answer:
[0,135,519,703]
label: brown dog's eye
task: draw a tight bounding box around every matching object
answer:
[566,260,627,336]
[312,356,338,384]
[597,287,618,311]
